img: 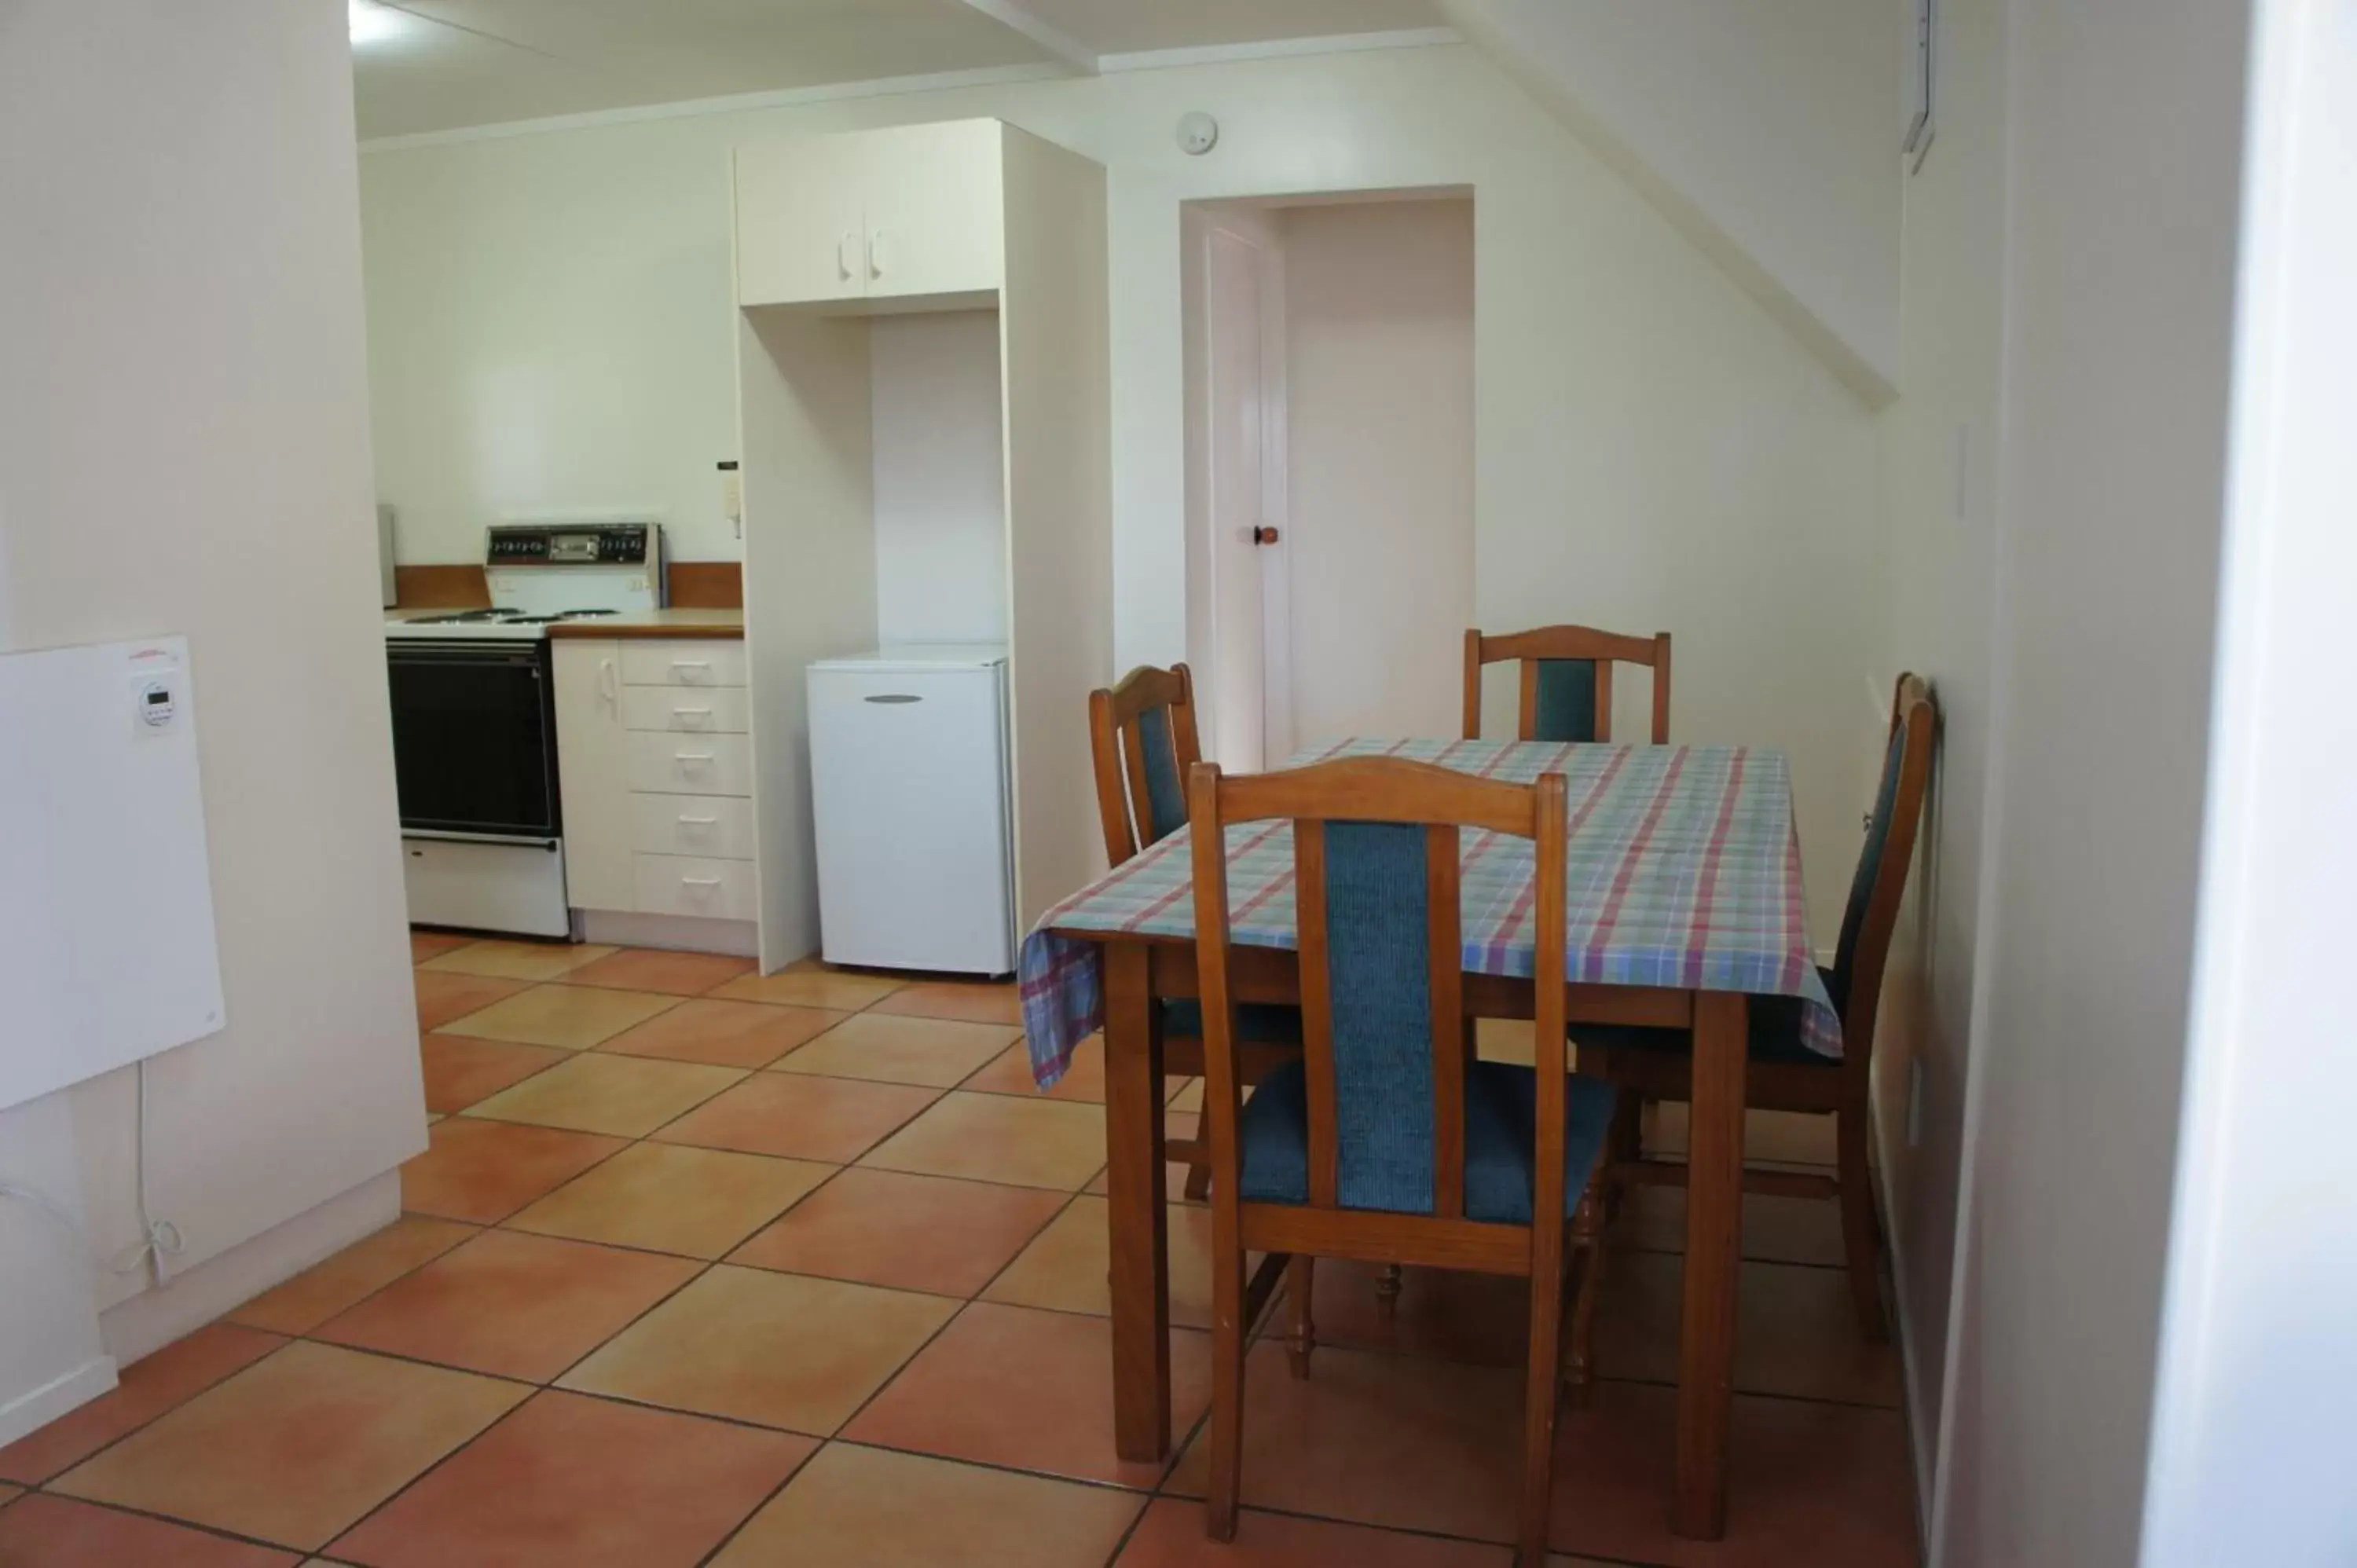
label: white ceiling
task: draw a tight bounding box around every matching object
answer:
[353,0,1448,141]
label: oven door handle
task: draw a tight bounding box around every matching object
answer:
[403,830,561,850]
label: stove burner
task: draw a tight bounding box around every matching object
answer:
[409,609,523,625]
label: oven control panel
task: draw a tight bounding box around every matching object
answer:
[486,523,654,566]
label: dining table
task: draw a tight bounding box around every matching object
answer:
[1017,735,1843,1541]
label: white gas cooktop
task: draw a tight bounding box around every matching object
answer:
[383,606,626,642]
[384,522,663,641]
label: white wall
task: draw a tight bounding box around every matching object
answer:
[870,310,1008,646]
[1282,199,1474,743]
[360,43,1887,945]
[1865,0,2008,1500]
[1930,0,2252,1561]
[2141,2,2357,1561]
[1440,0,1904,401]
[0,0,425,1377]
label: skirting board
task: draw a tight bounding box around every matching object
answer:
[577,910,758,958]
[97,1171,401,1368]
[0,1356,118,1451]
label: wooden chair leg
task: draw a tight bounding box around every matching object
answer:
[1183,1160,1211,1203]
[1518,1229,1567,1566]
[1836,1106,1888,1341]
[1285,1255,1316,1379]
[1562,1188,1607,1409]
[1206,1244,1247,1541]
[1373,1262,1402,1322]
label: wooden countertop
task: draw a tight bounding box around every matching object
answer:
[545,609,744,640]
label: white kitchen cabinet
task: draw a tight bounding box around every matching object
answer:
[634,854,760,922]
[551,639,632,912]
[735,119,1003,310]
[627,731,755,797]
[631,793,757,860]
[735,119,1110,971]
[555,636,757,943]
[734,134,866,308]
[621,685,750,734]
[856,121,1005,302]
[619,639,748,687]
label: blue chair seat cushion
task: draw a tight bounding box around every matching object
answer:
[1159,996,1302,1046]
[1570,971,1835,1068]
[1236,1058,1618,1225]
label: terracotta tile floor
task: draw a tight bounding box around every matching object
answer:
[0,936,1922,1566]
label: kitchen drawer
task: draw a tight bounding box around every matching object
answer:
[630,793,757,859]
[621,686,750,734]
[626,731,753,797]
[620,640,746,688]
[635,854,759,921]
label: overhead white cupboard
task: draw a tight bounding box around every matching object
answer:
[733,118,1112,972]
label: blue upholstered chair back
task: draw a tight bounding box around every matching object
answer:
[1464,626,1671,746]
[1319,822,1447,1212]
[1531,660,1600,743]
[1133,704,1189,844]
[1193,757,1598,1229]
[1090,665,1203,866]
[1829,683,1932,1024]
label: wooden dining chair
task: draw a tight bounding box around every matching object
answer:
[1087,664,1300,1199]
[1463,625,1673,744]
[1576,673,1937,1339]
[1187,755,1619,1566]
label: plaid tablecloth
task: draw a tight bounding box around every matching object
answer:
[1020,738,1842,1088]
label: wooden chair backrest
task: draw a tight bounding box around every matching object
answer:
[1462,625,1673,745]
[1186,756,1570,1229]
[1835,672,1937,1076]
[1087,663,1203,866]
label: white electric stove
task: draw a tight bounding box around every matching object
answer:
[387,522,663,936]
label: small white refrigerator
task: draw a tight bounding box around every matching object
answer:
[806,647,1015,976]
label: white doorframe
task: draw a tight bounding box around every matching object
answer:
[1184,203,1292,770]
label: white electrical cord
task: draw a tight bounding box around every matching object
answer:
[0,1059,182,1284]
[117,1058,185,1285]
[0,1178,89,1242]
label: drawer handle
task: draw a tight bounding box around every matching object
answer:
[864,694,922,705]
[673,705,713,717]
[676,752,715,765]
[677,814,719,826]
[672,660,712,670]
[682,877,723,888]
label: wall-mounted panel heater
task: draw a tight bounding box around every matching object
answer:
[0,636,225,1112]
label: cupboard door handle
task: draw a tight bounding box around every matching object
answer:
[864,694,922,705]
[867,228,887,280]
[599,658,618,706]
[837,230,857,281]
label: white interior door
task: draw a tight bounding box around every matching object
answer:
[1280,200,1475,743]
[1197,211,1288,770]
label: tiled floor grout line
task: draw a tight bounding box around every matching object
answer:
[9,1490,327,1559]
[10,945,1891,1563]
[691,1181,1094,1568]
[381,952,1091,1566]
[199,954,893,1559]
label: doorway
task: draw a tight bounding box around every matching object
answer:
[1183,192,1475,767]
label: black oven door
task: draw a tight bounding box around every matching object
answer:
[386,640,561,841]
